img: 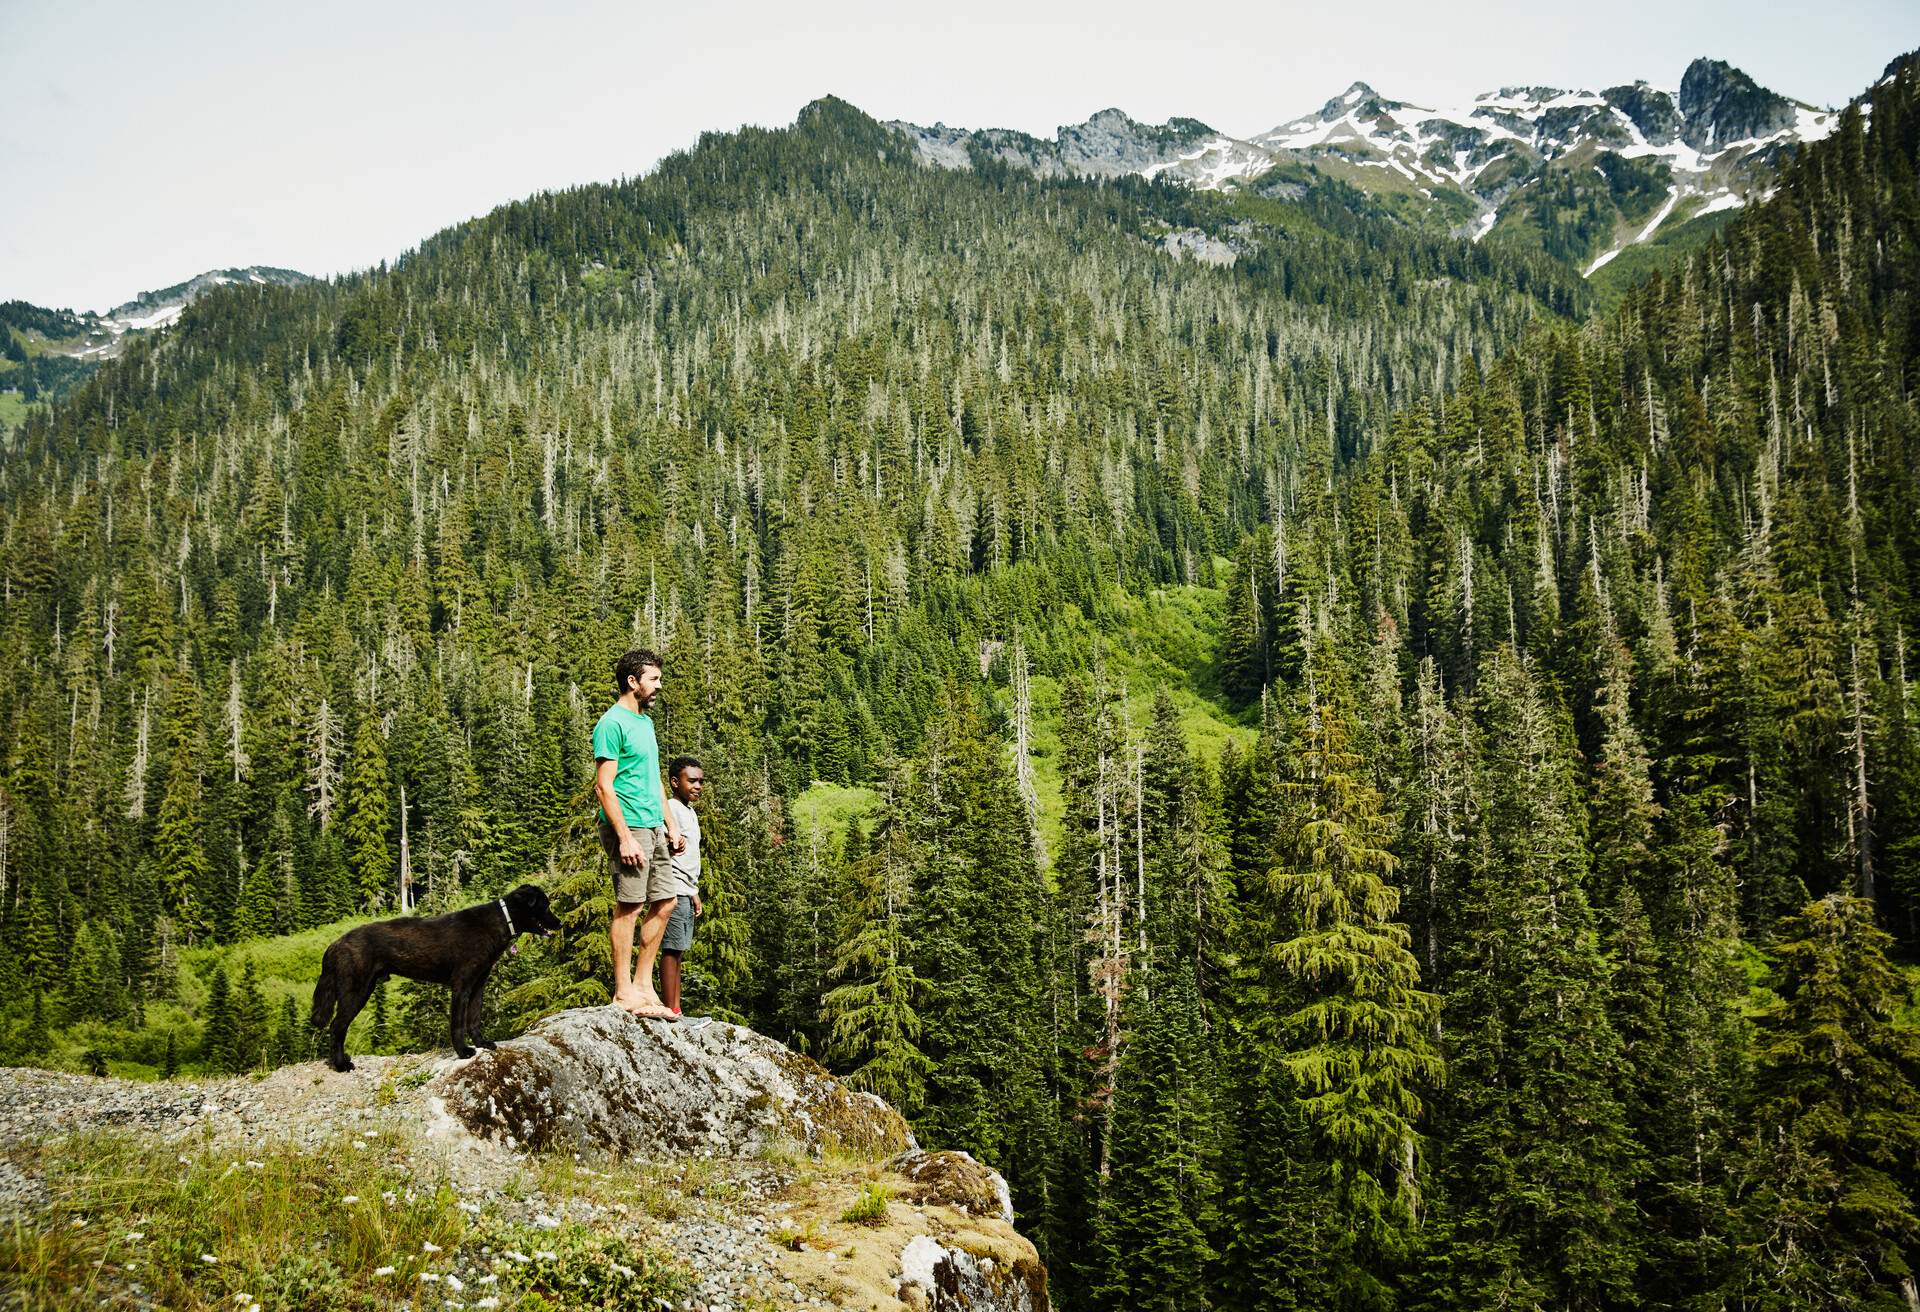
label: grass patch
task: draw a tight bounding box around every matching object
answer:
[484,1220,688,1310]
[0,1131,465,1310]
[770,1217,826,1251]
[533,1151,741,1222]
[838,1182,890,1226]
[790,782,882,845]
[1,1132,690,1310]
[0,389,43,435]
[1022,580,1255,866]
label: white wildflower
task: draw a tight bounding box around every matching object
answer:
[446,1275,464,1292]
[419,1271,441,1283]
[200,1253,219,1264]
[475,1299,500,1310]
[375,1266,396,1277]
[422,1240,442,1253]
[125,1232,145,1241]
[341,1195,361,1205]
[534,1250,557,1262]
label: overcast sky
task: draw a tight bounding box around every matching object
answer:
[2,0,1911,312]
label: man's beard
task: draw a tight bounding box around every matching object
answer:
[637,687,659,708]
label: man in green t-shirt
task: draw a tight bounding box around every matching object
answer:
[593,648,685,1020]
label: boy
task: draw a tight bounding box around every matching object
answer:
[661,756,709,1027]
[593,649,684,1020]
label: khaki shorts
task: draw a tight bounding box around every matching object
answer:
[599,816,675,905]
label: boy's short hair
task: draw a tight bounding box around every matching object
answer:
[614,648,663,696]
[668,756,703,782]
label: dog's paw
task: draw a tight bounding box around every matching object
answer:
[454,1044,476,1060]
[331,1058,355,1073]
[471,1037,497,1050]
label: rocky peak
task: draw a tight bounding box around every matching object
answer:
[1319,81,1390,117]
[1678,56,1799,150]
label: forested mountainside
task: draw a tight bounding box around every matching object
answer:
[2,53,1919,1312]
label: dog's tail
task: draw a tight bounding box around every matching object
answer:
[310,952,339,1031]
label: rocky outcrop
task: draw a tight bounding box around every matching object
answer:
[0,1007,1050,1311]
[432,1004,914,1160]
[426,1007,1048,1308]
[1678,57,1798,151]
[892,1149,1016,1222]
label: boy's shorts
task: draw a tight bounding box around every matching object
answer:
[599,817,674,904]
[662,895,697,953]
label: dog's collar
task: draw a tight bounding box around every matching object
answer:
[498,899,516,936]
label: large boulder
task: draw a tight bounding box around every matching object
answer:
[431,1004,914,1160]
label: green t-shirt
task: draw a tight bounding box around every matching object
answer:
[591,704,663,829]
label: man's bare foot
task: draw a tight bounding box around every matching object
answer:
[634,993,677,1020]
[612,987,650,1016]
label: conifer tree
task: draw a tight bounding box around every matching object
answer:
[1222,539,1268,703]
[1724,894,1920,1309]
[233,957,269,1071]
[234,856,280,940]
[822,782,933,1117]
[201,964,237,1073]
[908,686,1052,1219]
[154,735,210,940]
[1424,647,1640,1310]
[1256,641,1441,1307]
[23,990,50,1059]
[1588,645,1660,932]
[342,710,393,910]
[1090,962,1216,1312]
[273,996,302,1066]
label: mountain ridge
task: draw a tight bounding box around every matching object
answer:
[888,54,1858,273]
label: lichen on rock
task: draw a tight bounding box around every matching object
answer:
[890,1148,1015,1222]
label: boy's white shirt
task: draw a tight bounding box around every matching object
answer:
[666,798,701,897]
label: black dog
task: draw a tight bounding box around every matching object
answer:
[309,883,563,1072]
